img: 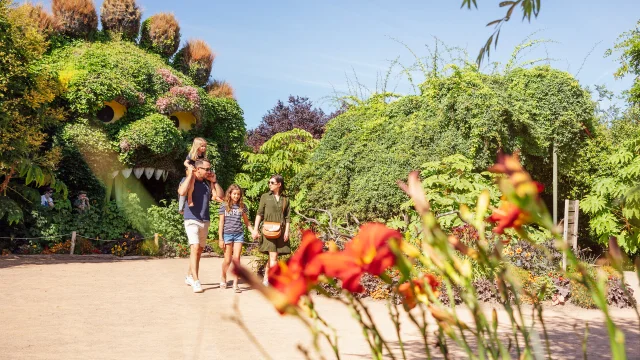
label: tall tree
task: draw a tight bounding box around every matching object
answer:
[0,0,66,224]
[606,20,640,105]
[246,96,344,151]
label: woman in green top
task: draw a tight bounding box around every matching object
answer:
[251,174,291,285]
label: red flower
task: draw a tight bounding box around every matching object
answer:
[398,275,440,310]
[311,223,402,293]
[489,152,544,201]
[267,230,324,311]
[486,200,532,234]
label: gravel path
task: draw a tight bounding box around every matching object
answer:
[1,255,638,359]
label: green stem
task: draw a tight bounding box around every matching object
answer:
[354,297,397,360]
[388,301,407,360]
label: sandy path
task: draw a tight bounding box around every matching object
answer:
[1,255,639,360]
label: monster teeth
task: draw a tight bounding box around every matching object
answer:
[144,167,155,179]
[133,168,144,179]
[112,171,119,179]
[154,168,164,180]
[162,171,169,182]
[121,168,132,178]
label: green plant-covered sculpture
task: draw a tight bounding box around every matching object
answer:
[36,0,245,207]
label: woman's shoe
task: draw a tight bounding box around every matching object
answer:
[220,279,227,289]
[234,286,241,293]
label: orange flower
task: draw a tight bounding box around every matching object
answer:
[486,200,532,235]
[398,275,440,310]
[489,152,544,200]
[312,223,401,293]
[266,230,324,311]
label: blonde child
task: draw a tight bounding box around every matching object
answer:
[218,184,253,293]
[183,137,223,208]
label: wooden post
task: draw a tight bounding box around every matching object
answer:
[572,200,580,251]
[154,233,159,248]
[562,200,569,271]
[70,231,76,255]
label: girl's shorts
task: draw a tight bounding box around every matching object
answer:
[223,232,244,244]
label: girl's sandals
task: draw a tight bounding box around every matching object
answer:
[234,286,241,293]
[220,279,227,289]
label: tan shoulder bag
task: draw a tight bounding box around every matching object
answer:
[262,196,286,240]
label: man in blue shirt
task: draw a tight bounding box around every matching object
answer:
[178,159,224,293]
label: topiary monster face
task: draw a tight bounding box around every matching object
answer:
[42,38,245,204]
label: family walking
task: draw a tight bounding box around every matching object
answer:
[179,138,291,294]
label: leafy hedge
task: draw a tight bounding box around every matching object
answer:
[299,65,595,221]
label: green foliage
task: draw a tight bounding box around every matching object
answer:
[138,14,181,59]
[417,154,500,229]
[140,239,159,256]
[42,40,187,116]
[199,96,247,187]
[465,0,543,65]
[236,128,318,212]
[301,64,594,221]
[59,121,116,167]
[30,199,134,242]
[120,193,150,234]
[0,1,67,224]
[146,198,221,245]
[571,278,597,309]
[581,135,640,254]
[606,20,640,104]
[0,196,22,225]
[34,37,246,199]
[117,114,183,167]
[146,199,186,243]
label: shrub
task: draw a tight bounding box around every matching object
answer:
[30,200,134,242]
[299,65,595,222]
[173,39,215,86]
[206,80,234,99]
[473,278,500,303]
[116,114,183,167]
[14,3,57,35]
[502,239,561,276]
[438,282,463,306]
[147,199,186,243]
[571,279,597,309]
[52,0,98,38]
[606,277,637,308]
[100,0,141,41]
[139,239,158,256]
[155,86,201,118]
[139,12,180,58]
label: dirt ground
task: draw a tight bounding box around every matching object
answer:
[1,254,639,360]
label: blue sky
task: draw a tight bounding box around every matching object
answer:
[42,0,639,129]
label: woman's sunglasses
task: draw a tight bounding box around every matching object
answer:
[269,180,278,185]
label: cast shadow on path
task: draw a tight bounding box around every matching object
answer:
[344,315,640,359]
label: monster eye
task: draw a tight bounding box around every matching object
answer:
[97,100,126,124]
[169,112,197,131]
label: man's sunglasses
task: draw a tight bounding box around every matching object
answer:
[198,167,212,172]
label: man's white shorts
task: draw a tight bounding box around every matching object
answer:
[184,220,210,247]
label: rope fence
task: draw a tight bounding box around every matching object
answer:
[2,231,161,255]
[1,232,262,255]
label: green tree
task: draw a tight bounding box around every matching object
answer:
[387,154,501,235]
[235,128,318,210]
[461,0,542,65]
[606,20,640,104]
[581,134,640,254]
[0,0,66,225]
[299,61,594,222]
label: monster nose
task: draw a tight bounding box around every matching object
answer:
[117,114,183,160]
